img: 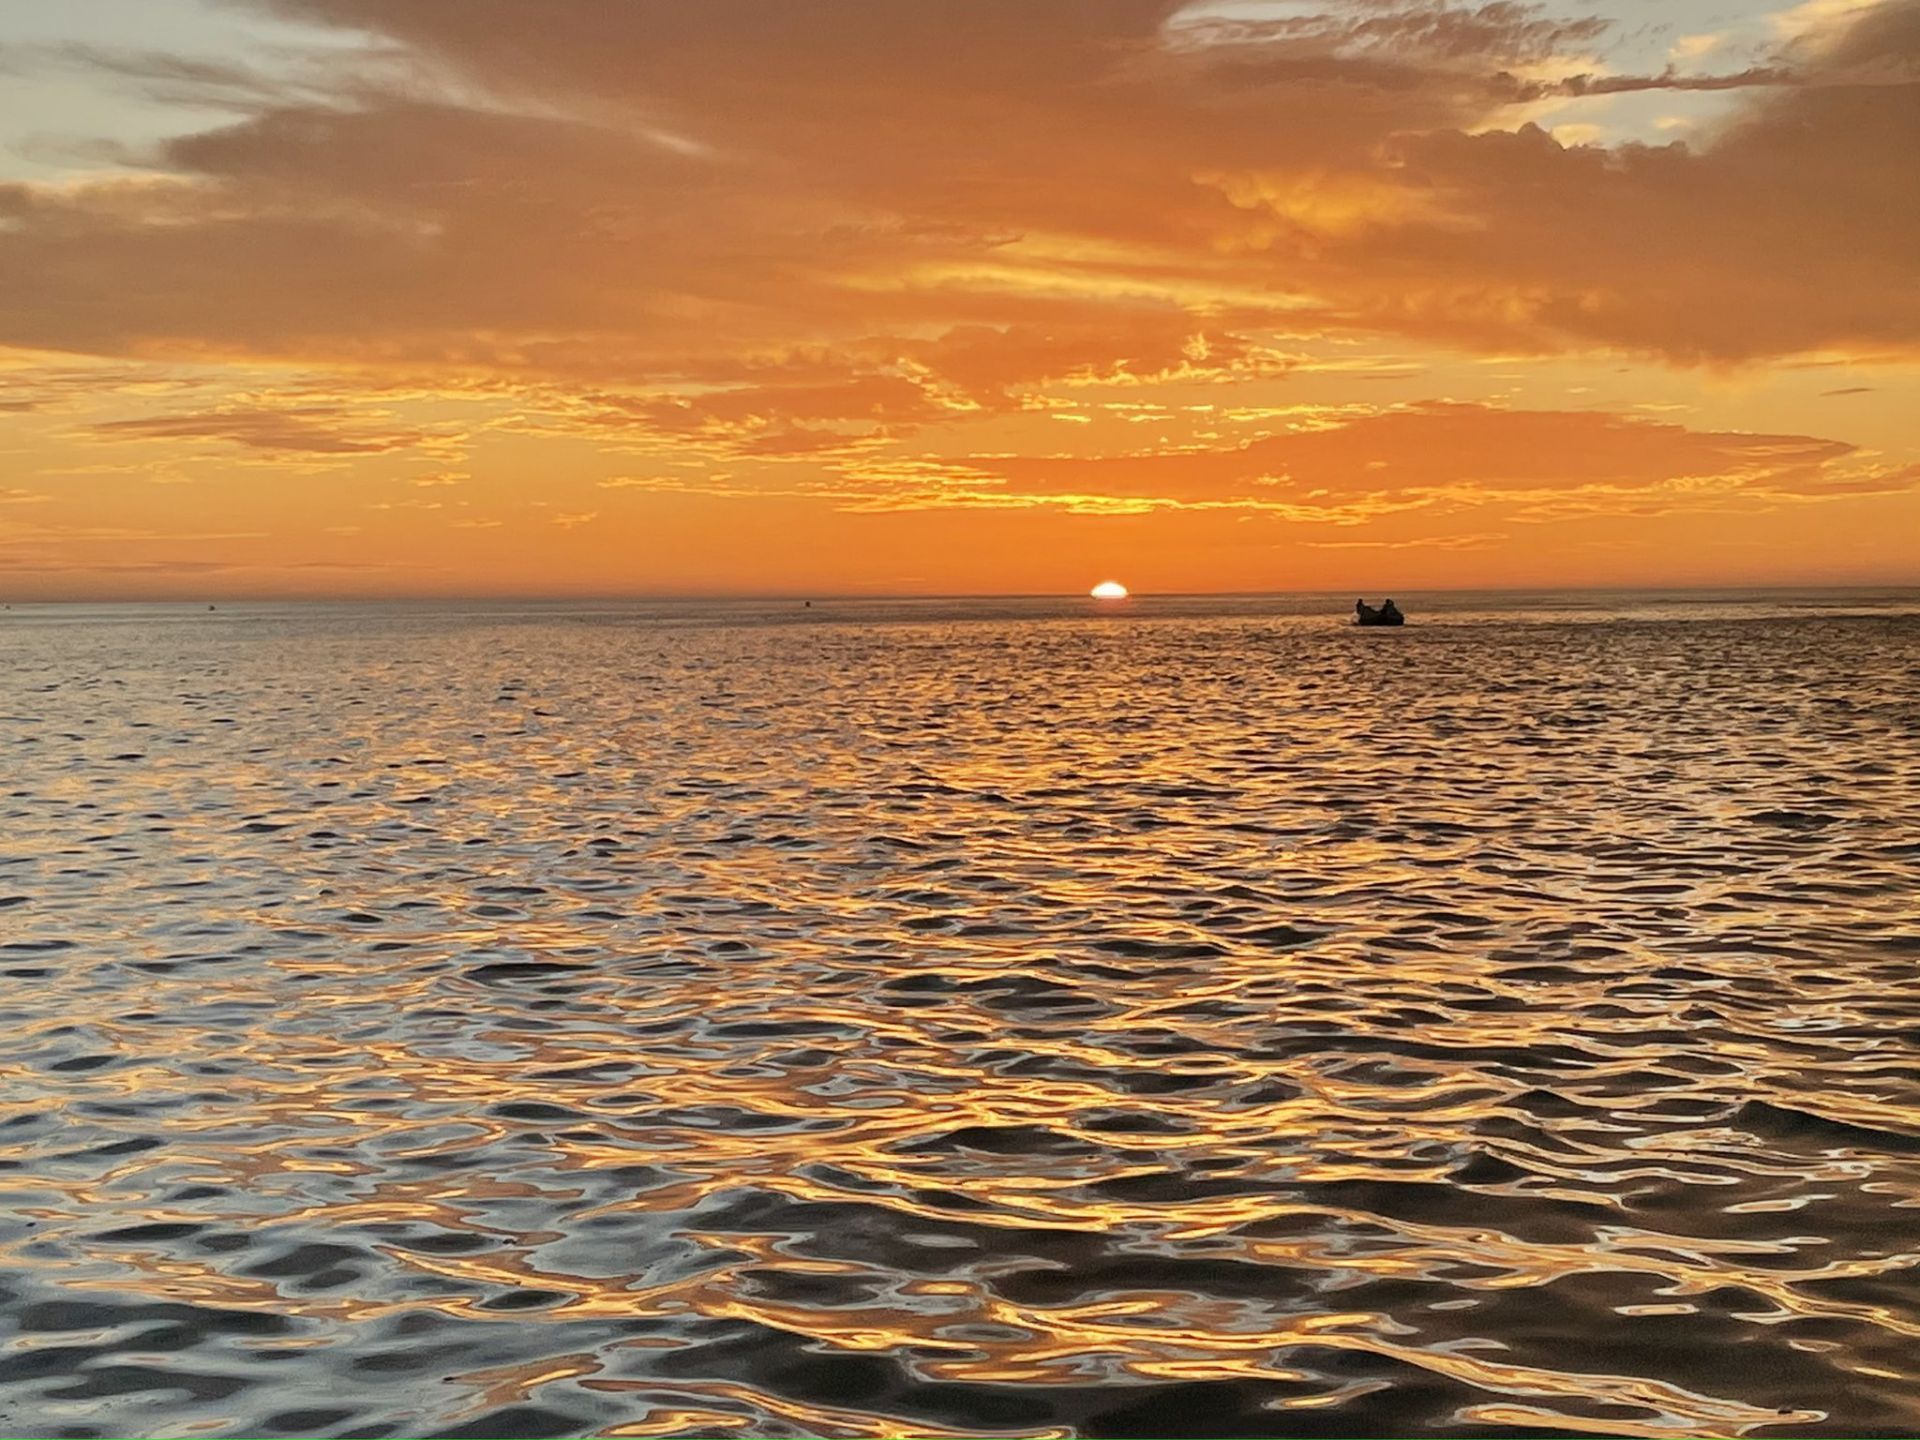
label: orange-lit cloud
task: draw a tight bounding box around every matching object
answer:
[90,403,437,455]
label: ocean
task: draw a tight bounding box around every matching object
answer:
[2,590,1918,1438]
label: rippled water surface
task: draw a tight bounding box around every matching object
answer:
[4,594,1920,1439]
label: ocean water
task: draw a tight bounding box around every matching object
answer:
[2,590,1919,1440]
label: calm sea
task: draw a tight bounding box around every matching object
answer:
[2,590,1918,1438]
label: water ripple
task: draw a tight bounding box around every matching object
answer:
[1,601,1918,1437]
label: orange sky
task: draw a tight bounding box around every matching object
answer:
[1,0,1916,597]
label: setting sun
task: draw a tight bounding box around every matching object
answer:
[1091,581,1130,600]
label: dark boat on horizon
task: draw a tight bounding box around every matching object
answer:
[1354,599,1405,626]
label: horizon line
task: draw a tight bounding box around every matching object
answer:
[7,580,1920,607]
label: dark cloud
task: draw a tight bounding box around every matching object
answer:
[91,404,434,454]
[1509,65,1796,100]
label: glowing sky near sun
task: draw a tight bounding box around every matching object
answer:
[0,0,1916,598]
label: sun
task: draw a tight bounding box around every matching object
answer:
[1090,580,1129,600]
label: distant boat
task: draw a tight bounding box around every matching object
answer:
[1354,599,1404,627]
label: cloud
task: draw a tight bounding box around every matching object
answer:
[0,0,1911,522]
[1301,529,1507,551]
[80,399,469,466]
[579,401,1909,527]
[1336,41,1920,361]
[89,403,430,454]
[0,517,269,547]
[903,402,1895,518]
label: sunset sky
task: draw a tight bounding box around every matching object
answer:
[1,0,1915,598]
